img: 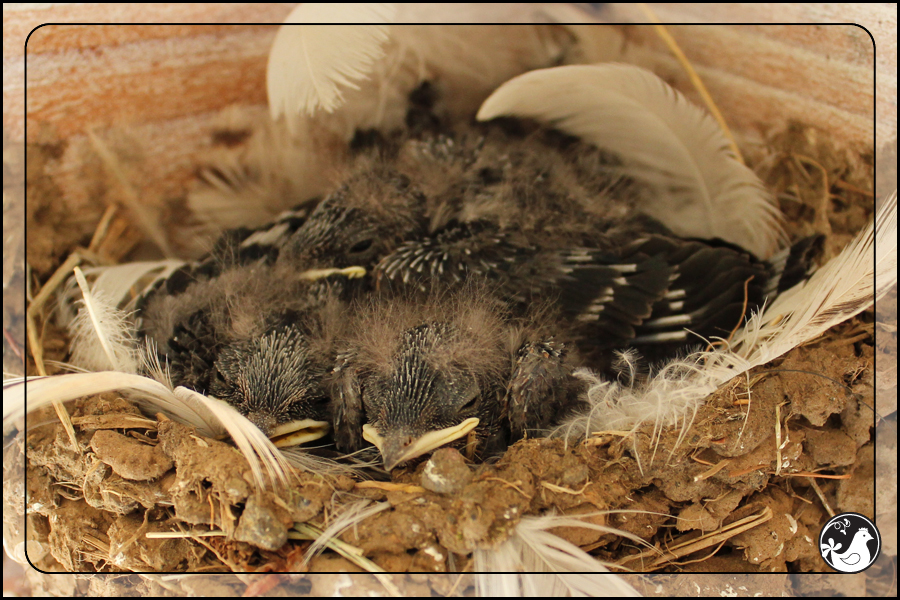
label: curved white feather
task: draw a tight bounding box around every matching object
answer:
[477,64,785,258]
[4,372,219,437]
[267,3,397,129]
[3,372,292,489]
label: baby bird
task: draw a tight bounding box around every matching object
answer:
[137,213,352,447]
[371,123,823,362]
[377,223,823,364]
[329,288,583,470]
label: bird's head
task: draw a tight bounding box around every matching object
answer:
[283,166,424,271]
[344,291,509,470]
[210,325,331,447]
[361,323,490,471]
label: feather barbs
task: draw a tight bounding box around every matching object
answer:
[476,64,786,259]
[267,3,397,128]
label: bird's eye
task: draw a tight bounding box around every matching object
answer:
[349,238,374,254]
[213,368,227,384]
[460,393,479,413]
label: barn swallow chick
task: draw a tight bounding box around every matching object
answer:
[137,228,351,447]
[329,288,583,470]
[371,124,824,361]
[377,225,823,372]
[280,161,427,274]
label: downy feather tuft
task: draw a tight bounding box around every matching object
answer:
[267,3,397,130]
[69,266,140,374]
[476,64,786,259]
[558,353,722,473]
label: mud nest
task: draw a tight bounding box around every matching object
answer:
[11,104,892,597]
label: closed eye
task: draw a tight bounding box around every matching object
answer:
[213,367,228,385]
[349,239,373,254]
[459,393,479,413]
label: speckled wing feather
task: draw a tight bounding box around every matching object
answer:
[374,222,823,357]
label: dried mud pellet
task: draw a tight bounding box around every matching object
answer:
[420,448,473,495]
[90,430,173,481]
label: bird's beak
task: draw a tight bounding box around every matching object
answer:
[268,418,331,447]
[298,266,367,281]
[362,418,480,471]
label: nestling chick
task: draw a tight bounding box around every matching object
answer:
[378,223,823,363]
[279,160,427,272]
[330,288,583,470]
[137,218,352,446]
[372,123,824,362]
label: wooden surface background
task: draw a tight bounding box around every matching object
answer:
[4,4,894,148]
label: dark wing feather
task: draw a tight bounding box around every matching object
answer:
[329,352,367,453]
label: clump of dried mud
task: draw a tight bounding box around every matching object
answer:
[7,333,879,591]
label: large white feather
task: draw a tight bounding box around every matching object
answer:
[4,372,218,437]
[3,372,293,489]
[267,3,397,130]
[268,17,570,140]
[476,64,785,259]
